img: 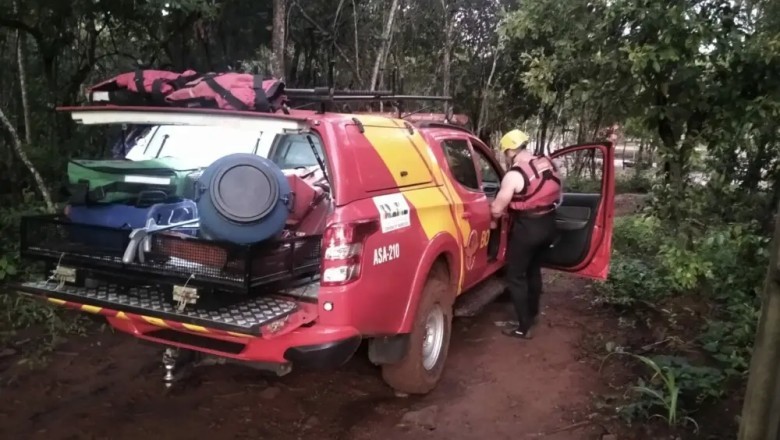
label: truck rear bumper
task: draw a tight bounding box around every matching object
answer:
[114,317,362,369]
[14,281,361,369]
[283,336,363,369]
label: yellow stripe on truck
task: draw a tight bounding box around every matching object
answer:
[402,188,466,292]
[354,116,434,187]
[356,116,472,293]
[81,305,102,314]
[182,323,208,333]
[48,298,66,306]
[407,130,447,185]
[142,316,168,328]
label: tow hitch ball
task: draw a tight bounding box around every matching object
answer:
[162,347,196,388]
[162,347,179,388]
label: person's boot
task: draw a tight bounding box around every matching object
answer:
[502,326,532,339]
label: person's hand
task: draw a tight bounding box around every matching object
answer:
[490,220,498,229]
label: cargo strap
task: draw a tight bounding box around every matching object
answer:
[201,74,272,112]
[133,70,202,103]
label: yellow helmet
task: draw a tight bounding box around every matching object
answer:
[499,129,530,152]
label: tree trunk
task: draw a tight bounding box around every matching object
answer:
[288,41,301,86]
[441,1,457,117]
[16,31,32,145]
[738,202,780,440]
[370,0,400,91]
[476,47,500,136]
[271,0,287,78]
[576,100,587,144]
[352,0,360,79]
[635,138,645,177]
[376,21,396,92]
[743,132,772,192]
[0,107,54,212]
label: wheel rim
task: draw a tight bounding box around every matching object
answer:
[421,304,445,371]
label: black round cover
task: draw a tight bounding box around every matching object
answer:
[196,153,291,244]
[209,160,279,223]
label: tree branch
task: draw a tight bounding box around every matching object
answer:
[370,0,400,91]
[351,0,360,78]
[63,21,103,104]
[0,16,43,44]
[291,0,362,83]
[0,106,55,212]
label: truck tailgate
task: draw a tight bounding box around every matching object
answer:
[16,280,302,336]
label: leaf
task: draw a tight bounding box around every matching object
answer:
[631,385,666,405]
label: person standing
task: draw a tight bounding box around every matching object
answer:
[490,130,562,339]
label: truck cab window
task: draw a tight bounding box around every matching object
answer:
[441,139,479,190]
[473,147,501,196]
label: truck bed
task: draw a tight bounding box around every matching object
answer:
[20,215,322,293]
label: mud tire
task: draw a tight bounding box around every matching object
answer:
[381,264,454,394]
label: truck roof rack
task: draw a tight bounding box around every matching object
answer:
[413,121,474,134]
[285,87,451,115]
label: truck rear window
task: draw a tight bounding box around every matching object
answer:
[268,135,325,169]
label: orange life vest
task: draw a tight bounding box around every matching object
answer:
[508,155,562,214]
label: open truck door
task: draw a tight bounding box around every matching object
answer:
[540,142,615,280]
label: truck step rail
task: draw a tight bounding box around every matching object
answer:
[16,281,297,335]
[454,277,506,318]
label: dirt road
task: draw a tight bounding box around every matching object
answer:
[0,271,620,440]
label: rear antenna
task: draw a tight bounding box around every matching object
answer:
[327,44,335,91]
[306,134,329,186]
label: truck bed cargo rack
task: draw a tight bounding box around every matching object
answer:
[20,215,322,294]
[15,280,297,335]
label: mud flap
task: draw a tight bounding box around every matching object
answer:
[368,334,410,365]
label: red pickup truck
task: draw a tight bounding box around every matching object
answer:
[15,104,615,395]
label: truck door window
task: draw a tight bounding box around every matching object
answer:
[473,148,501,197]
[441,139,479,190]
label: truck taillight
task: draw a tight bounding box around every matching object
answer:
[321,220,378,286]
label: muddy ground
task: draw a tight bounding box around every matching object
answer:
[1,274,621,440]
[0,195,662,440]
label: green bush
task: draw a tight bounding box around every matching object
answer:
[564,171,654,195]
[696,224,768,375]
[0,201,86,360]
[612,215,664,257]
[615,172,655,194]
[593,215,671,306]
[617,354,725,428]
[597,212,768,426]
[593,252,671,307]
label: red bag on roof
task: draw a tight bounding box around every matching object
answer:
[88,70,201,105]
[166,73,286,112]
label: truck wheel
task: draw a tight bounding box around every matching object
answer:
[381,266,453,394]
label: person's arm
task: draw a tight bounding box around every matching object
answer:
[490,170,524,219]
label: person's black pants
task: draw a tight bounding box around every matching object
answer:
[505,211,557,332]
